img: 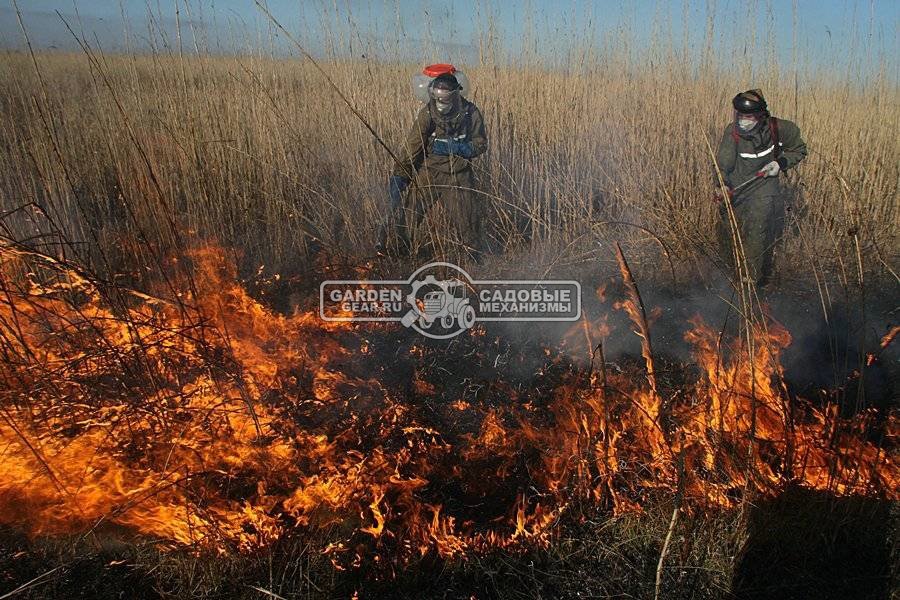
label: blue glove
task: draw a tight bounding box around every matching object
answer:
[388,175,409,207]
[449,140,475,158]
[431,139,452,156]
[431,139,475,159]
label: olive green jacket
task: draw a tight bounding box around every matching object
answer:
[715,116,807,198]
[391,99,488,181]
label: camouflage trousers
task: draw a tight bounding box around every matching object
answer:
[718,194,786,288]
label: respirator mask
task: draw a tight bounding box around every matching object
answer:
[430,76,460,115]
[736,112,762,133]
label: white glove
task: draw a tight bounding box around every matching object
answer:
[759,160,781,177]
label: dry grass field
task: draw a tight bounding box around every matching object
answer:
[1,32,896,286]
[0,5,898,599]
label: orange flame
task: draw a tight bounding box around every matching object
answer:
[0,243,895,569]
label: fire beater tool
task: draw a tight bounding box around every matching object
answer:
[715,170,767,201]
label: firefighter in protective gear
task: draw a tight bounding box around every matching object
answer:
[376,71,488,261]
[714,89,807,288]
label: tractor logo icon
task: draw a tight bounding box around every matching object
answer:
[401,275,476,336]
[320,260,581,339]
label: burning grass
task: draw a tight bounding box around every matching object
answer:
[0,241,895,584]
[0,6,897,596]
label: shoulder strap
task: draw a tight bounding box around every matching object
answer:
[731,124,739,143]
[453,101,471,135]
[769,117,781,156]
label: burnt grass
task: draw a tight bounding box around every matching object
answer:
[0,489,895,599]
[1,326,896,599]
[1,262,897,599]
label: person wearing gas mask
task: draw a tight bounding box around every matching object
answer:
[376,70,488,262]
[714,89,807,289]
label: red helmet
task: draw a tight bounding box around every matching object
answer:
[423,63,456,77]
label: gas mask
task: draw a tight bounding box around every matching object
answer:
[430,81,459,116]
[435,98,455,115]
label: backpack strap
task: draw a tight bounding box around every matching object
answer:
[456,101,472,138]
[769,117,782,158]
[449,102,472,141]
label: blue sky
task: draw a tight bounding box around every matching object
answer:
[2,1,897,74]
